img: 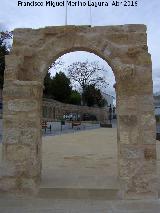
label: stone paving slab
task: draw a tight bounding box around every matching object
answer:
[0,196,160,213]
[41,128,118,190]
[38,188,119,200]
[0,129,160,211]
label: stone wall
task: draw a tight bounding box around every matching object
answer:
[42,98,108,122]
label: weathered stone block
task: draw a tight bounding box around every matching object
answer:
[126,173,158,195]
[8,99,38,112]
[119,158,156,178]
[5,55,23,69]
[119,115,138,128]
[4,69,18,80]
[15,157,40,178]
[136,53,152,65]
[3,117,39,129]
[120,145,144,159]
[21,178,38,194]
[144,146,157,160]
[137,95,154,111]
[3,128,20,144]
[3,128,38,144]
[3,81,43,99]
[0,161,16,177]
[124,24,147,33]
[0,177,17,191]
[140,113,156,131]
[117,96,137,115]
[20,128,38,144]
[3,85,31,98]
[6,144,31,162]
[142,130,156,144]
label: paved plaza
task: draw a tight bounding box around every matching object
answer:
[42,122,101,137]
[0,128,160,212]
[0,196,160,213]
[41,128,118,199]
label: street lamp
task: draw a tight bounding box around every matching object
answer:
[109,104,112,124]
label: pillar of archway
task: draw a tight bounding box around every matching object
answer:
[0,25,158,199]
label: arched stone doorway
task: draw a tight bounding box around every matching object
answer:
[1,25,157,199]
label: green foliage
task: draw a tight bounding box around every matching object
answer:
[52,72,72,103]
[43,72,53,98]
[69,90,81,105]
[83,84,106,107]
[43,71,107,107]
[156,115,160,123]
[43,71,72,103]
[0,33,11,88]
[0,43,8,88]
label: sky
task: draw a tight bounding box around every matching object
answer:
[0,0,159,96]
[49,51,116,96]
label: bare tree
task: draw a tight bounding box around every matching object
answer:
[49,59,64,70]
[0,31,13,88]
[67,60,109,93]
[0,31,13,50]
[0,31,13,42]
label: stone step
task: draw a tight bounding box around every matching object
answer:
[41,175,120,190]
[38,187,120,200]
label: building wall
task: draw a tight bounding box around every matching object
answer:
[154,95,160,116]
[102,92,115,108]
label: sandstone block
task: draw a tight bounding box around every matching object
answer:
[3,128,38,144]
[0,161,16,177]
[119,158,156,178]
[0,177,16,191]
[6,144,31,162]
[119,115,137,128]
[8,99,38,112]
[21,178,38,194]
[142,130,156,144]
[120,145,144,159]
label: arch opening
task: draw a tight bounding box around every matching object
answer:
[41,51,118,191]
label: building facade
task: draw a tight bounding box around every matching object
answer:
[154,94,160,117]
[101,92,115,108]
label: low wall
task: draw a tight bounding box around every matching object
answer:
[42,98,108,122]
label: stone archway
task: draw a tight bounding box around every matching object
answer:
[0,25,157,199]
